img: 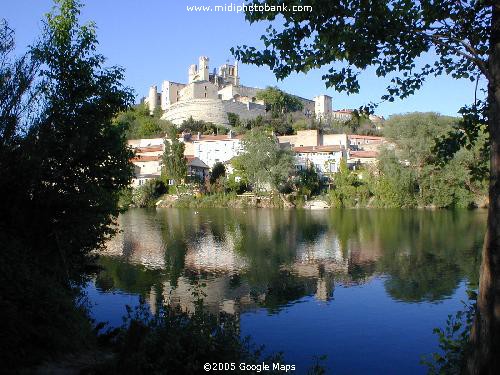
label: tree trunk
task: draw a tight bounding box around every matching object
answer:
[467,4,500,374]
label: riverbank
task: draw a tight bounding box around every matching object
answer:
[156,192,296,209]
[153,192,488,210]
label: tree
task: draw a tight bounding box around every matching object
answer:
[210,162,226,185]
[256,86,303,117]
[233,129,293,191]
[294,165,321,198]
[384,112,456,167]
[114,104,171,139]
[1,0,134,367]
[179,116,226,135]
[162,125,187,189]
[28,0,134,277]
[233,2,498,372]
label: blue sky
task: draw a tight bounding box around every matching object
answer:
[1,0,484,118]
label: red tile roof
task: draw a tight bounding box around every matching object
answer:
[349,151,379,158]
[131,155,161,162]
[293,145,343,153]
[189,134,243,141]
[134,145,163,153]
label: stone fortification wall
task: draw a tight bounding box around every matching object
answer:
[222,101,266,121]
[162,99,230,126]
[161,98,267,127]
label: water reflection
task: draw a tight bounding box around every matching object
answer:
[97,208,485,316]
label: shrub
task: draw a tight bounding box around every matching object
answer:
[100,297,283,374]
[132,179,167,207]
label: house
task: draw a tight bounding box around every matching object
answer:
[278,130,349,149]
[128,140,164,187]
[130,154,163,187]
[293,145,346,177]
[348,150,379,169]
[187,131,243,168]
[347,135,386,151]
[186,155,210,181]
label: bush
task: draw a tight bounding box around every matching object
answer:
[294,166,321,198]
[118,188,133,209]
[422,290,477,374]
[100,297,282,374]
[132,179,167,207]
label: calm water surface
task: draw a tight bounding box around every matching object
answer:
[88,208,486,374]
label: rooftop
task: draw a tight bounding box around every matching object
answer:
[349,151,379,158]
[348,135,385,140]
[185,155,210,169]
[294,145,343,153]
[131,155,161,162]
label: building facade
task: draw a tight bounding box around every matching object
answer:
[143,56,334,127]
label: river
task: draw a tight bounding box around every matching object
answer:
[87,208,486,374]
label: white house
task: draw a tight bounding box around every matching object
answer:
[189,131,243,168]
[293,145,346,176]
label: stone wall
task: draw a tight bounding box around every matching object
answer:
[222,100,266,121]
[162,99,230,126]
[161,98,267,127]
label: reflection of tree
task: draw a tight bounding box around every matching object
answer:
[96,257,164,296]
[100,208,485,313]
[382,252,462,302]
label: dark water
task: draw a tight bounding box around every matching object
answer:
[88,208,486,374]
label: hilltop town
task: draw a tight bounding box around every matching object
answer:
[129,129,385,192]
[142,56,384,126]
[124,56,388,207]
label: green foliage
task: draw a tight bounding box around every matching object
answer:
[329,160,365,207]
[210,162,226,184]
[132,179,167,208]
[0,0,133,368]
[118,188,134,209]
[384,112,456,166]
[162,125,187,187]
[381,113,488,208]
[226,173,249,194]
[98,294,284,374]
[371,149,417,207]
[324,113,488,208]
[115,104,172,139]
[256,86,303,117]
[294,166,321,198]
[173,192,239,208]
[422,290,477,375]
[227,112,242,127]
[179,116,227,135]
[233,129,294,191]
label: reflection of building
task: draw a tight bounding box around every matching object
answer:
[104,209,166,268]
[105,209,385,316]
